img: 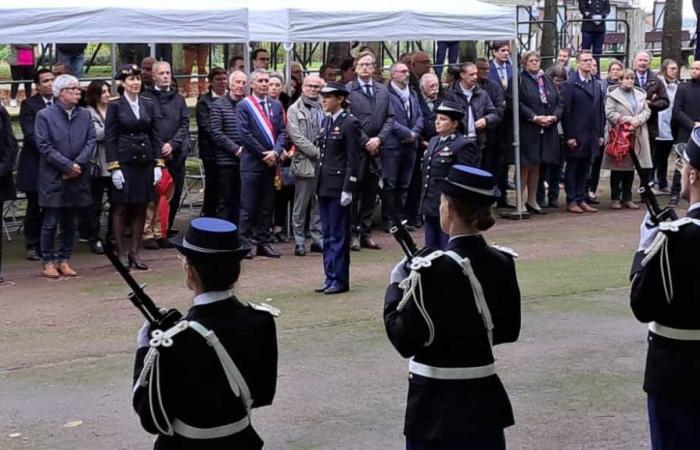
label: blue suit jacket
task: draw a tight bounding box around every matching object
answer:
[488,60,512,89]
[560,71,605,159]
[236,96,288,172]
[385,83,424,150]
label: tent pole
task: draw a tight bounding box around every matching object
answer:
[502,37,528,220]
[244,43,252,95]
[283,42,293,95]
[110,43,117,96]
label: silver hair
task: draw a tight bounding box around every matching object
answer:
[152,60,171,73]
[420,72,439,88]
[228,70,247,84]
[52,74,79,97]
[635,50,652,60]
[390,62,408,74]
[249,68,269,82]
[269,71,285,83]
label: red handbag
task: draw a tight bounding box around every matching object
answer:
[605,121,636,166]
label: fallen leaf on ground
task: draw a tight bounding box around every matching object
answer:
[63,420,83,428]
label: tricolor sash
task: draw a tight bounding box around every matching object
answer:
[242,95,276,148]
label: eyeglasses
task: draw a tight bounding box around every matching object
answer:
[304,84,322,89]
[357,62,374,68]
[63,86,81,91]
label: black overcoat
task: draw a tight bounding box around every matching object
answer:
[519,71,563,166]
[0,105,17,202]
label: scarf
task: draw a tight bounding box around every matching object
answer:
[392,81,412,117]
[529,70,548,105]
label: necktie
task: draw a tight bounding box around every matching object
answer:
[364,84,373,97]
[47,100,53,106]
[498,66,507,89]
[640,75,646,87]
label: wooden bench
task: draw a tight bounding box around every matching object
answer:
[645,30,694,65]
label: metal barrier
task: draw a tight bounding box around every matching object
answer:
[560,18,630,66]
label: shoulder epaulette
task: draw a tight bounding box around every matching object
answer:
[659,217,700,233]
[340,112,347,118]
[249,302,280,317]
[408,249,445,271]
[492,244,519,259]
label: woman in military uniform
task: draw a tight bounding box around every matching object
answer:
[314,82,361,295]
[385,165,521,450]
[105,64,164,270]
[133,217,278,449]
[419,101,480,249]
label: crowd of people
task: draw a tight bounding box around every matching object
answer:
[1,43,700,286]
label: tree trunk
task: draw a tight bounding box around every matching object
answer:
[540,0,558,69]
[326,42,352,66]
[662,0,683,64]
[460,41,477,62]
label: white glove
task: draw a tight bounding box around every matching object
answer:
[111,169,125,190]
[390,257,409,284]
[153,166,162,186]
[638,212,660,251]
[137,320,151,349]
[340,191,352,207]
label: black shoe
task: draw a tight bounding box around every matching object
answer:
[157,238,174,249]
[244,249,254,259]
[669,193,680,207]
[324,285,349,295]
[294,244,306,256]
[382,222,393,233]
[585,196,600,205]
[497,199,516,209]
[143,238,160,250]
[274,231,289,243]
[360,236,381,250]
[404,224,416,232]
[310,242,323,253]
[0,275,4,284]
[526,203,547,215]
[547,200,559,209]
[26,248,41,261]
[407,218,423,228]
[128,254,149,271]
[351,236,361,252]
[167,228,179,238]
[88,240,104,255]
[257,243,281,258]
[314,281,331,293]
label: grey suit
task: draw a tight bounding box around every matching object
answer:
[347,79,394,238]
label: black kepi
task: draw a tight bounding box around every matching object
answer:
[436,164,501,205]
[116,64,142,81]
[676,128,700,170]
[170,217,251,260]
[321,81,349,96]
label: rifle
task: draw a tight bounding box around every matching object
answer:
[629,147,677,225]
[102,241,182,329]
[390,219,419,260]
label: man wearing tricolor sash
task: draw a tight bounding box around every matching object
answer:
[236,69,288,258]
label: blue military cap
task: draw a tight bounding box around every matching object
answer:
[436,165,501,205]
[116,64,141,81]
[676,128,700,170]
[170,217,250,260]
[321,81,349,97]
[435,100,465,121]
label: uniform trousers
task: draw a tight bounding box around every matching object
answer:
[319,196,350,289]
[240,170,275,244]
[78,176,112,242]
[435,41,460,78]
[423,215,448,250]
[382,145,418,224]
[216,165,240,225]
[582,31,605,68]
[200,159,220,217]
[352,158,380,238]
[292,176,322,247]
[41,207,77,263]
[564,156,591,204]
[23,191,43,252]
[406,429,506,450]
[648,395,700,450]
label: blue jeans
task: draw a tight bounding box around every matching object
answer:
[319,196,351,290]
[435,41,460,78]
[56,50,85,78]
[648,395,700,450]
[41,207,78,262]
[564,157,591,204]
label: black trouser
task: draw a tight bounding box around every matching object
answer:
[217,165,241,225]
[166,156,186,233]
[610,170,634,202]
[405,147,425,223]
[10,65,33,100]
[240,170,274,244]
[273,184,295,230]
[381,145,417,225]
[671,167,682,199]
[0,201,3,275]
[78,176,112,241]
[537,160,563,205]
[23,191,42,251]
[352,156,380,238]
[587,145,604,195]
[200,159,219,217]
[653,140,674,190]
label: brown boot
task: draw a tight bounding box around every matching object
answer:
[579,202,598,213]
[42,262,60,279]
[58,261,78,277]
[567,203,584,214]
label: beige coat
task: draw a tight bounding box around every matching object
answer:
[602,86,652,171]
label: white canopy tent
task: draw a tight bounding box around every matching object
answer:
[1,0,248,43]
